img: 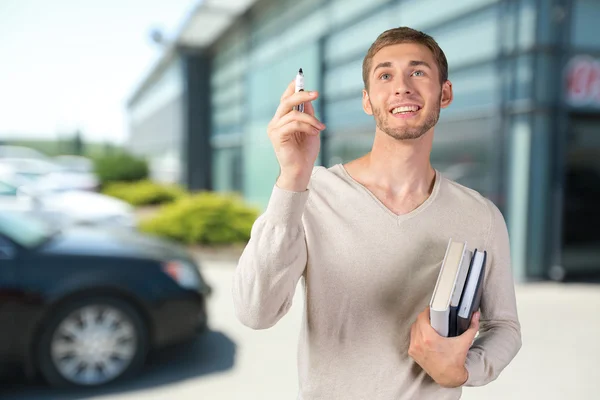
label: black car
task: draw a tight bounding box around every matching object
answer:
[0,211,211,388]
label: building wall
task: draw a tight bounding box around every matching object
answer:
[210,25,248,195]
[128,56,185,184]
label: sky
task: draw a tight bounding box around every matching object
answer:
[0,0,197,144]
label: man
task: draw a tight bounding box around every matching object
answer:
[232,27,521,399]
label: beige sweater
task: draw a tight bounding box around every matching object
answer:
[232,164,522,400]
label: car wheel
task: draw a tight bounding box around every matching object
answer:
[37,296,148,388]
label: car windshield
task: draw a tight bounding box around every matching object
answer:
[0,212,57,248]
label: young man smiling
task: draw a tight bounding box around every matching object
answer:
[233,27,522,399]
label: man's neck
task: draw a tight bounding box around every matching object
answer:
[347,129,436,199]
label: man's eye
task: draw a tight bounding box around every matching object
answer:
[380,73,391,80]
[412,70,425,77]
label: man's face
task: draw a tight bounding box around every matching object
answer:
[362,43,453,141]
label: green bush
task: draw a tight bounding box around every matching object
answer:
[94,152,148,186]
[102,180,186,207]
[139,192,259,245]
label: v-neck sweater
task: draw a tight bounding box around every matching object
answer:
[232,164,522,400]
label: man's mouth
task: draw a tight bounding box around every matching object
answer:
[390,105,421,116]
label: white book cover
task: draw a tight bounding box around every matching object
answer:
[429,239,470,337]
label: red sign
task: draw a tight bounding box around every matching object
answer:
[565,55,600,106]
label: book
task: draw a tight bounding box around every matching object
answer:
[456,249,487,335]
[429,239,473,337]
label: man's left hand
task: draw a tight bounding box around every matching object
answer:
[408,307,480,388]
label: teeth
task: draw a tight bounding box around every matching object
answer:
[392,106,419,114]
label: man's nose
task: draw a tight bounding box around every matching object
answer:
[395,75,412,95]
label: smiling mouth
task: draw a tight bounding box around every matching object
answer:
[390,105,421,115]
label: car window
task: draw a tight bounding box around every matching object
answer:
[0,180,17,196]
[0,236,16,259]
[0,212,55,248]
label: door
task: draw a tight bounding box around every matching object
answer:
[560,114,600,278]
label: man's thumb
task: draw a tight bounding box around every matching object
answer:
[464,311,480,341]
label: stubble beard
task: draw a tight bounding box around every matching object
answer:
[372,96,441,141]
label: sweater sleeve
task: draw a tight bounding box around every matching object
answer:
[464,199,522,386]
[232,183,309,330]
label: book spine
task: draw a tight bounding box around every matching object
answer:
[430,308,450,337]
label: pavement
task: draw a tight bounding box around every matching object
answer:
[2,259,599,399]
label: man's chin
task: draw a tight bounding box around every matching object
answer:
[383,128,427,141]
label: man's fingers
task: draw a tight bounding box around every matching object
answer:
[274,110,325,131]
[469,311,480,330]
[303,98,316,116]
[417,306,431,324]
[271,120,320,140]
[279,79,296,102]
[274,91,319,120]
[462,311,480,344]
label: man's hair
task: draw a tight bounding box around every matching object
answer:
[362,27,448,91]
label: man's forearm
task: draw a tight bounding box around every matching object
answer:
[463,321,522,386]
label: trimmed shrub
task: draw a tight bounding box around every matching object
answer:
[139,192,259,245]
[94,152,148,186]
[103,180,186,206]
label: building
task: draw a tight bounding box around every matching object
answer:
[126,0,600,282]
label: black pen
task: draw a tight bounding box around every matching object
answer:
[294,68,304,113]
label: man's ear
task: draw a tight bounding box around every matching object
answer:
[362,89,373,115]
[440,80,453,109]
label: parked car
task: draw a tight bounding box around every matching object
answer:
[0,157,99,192]
[0,211,211,388]
[0,145,50,160]
[53,155,95,174]
[0,146,99,192]
[0,165,135,230]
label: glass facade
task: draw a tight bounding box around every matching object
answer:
[571,0,600,50]
[206,0,535,276]
[555,0,600,280]
[128,0,600,282]
[210,20,249,194]
[245,42,321,208]
[128,56,185,184]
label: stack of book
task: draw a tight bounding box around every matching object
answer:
[429,239,487,337]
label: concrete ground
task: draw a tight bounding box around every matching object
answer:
[3,259,599,400]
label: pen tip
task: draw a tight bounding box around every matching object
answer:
[299,68,303,74]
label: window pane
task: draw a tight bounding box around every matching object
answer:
[324,59,364,99]
[398,0,498,29]
[212,56,248,89]
[515,54,534,101]
[324,10,396,64]
[517,0,536,50]
[328,0,391,29]
[431,117,497,199]
[213,146,243,193]
[129,58,183,125]
[213,102,244,132]
[0,181,17,196]
[326,132,374,166]
[251,10,327,67]
[252,0,324,45]
[212,79,244,109]
[245,42,321,208]
[446,63,499,112]
[325,96,372,132]
[534,53,557,105]
[428,6,500,68]
[571,0,600,49]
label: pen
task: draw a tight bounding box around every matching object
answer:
[294,68,304,113]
